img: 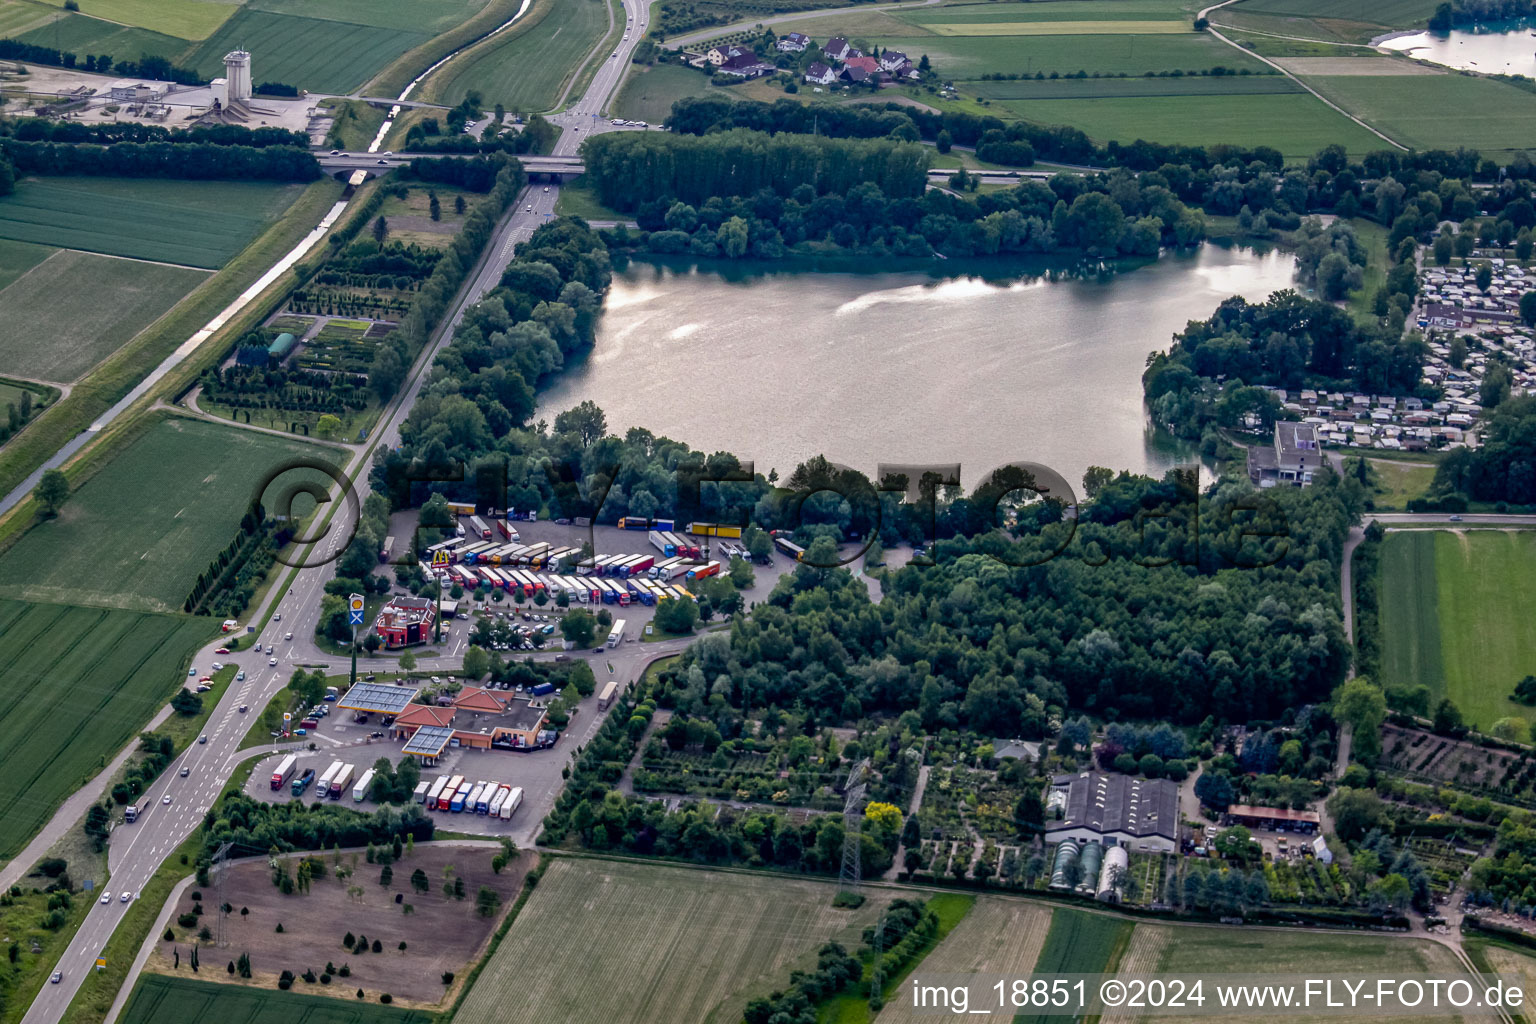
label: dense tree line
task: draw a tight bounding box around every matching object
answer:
[0,39,199,82]
[1143,289,1429,441]
[405,155,511,192]
[0,139,319,181]
[603,163,1207,259]
[404,114,558,157]
[201,792,433,859]
[1,120,308,149]
[580,129,928,211]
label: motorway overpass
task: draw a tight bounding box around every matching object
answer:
[318,152,588,181]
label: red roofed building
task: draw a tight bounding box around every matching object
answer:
[453,686,508,714]
[843,55,878,75]
[389,703,456,741]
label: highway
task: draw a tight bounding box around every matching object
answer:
[22,2,656,1020]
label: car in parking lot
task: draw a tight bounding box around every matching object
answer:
[195,684,211,693]
[294,728,307,736]
[285,632,293,640]
[269,657,278,666]
[215,647,230,654]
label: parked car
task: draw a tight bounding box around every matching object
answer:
[285,632,293,640]
[215,647,230,654]
[269,657,278,666]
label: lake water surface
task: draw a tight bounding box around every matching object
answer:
[1379,21,1536,77]
[539,245,1299,489]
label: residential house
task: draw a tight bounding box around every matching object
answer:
[842,55,879,76]
[706,42,741,65]
[878,50,908,71]
[840,64,870,83]
[823,36,851,61]
[777,31,810,52]
[804,61,837,85]
[718,49,775,77]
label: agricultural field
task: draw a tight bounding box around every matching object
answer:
[248,0,488,36]
[29,0,236,39]
[14,13,188,64]
[1209,0,1440,44]
[0,250,206,383]
[188,9,430,94]
[985,90,1382,158]
[0,177,306,269]
[612,63,727,123]
[908,0,1195,25]
[0,599,209,859]
[0,0,55,37]
[873,899,1051,1024]
[121,975,434,1024]
[0,237,54,292]
[454,857,896,1024]
[1119,923,1481,1023]
[425,0,610,110]
[972,75,1301,100]
[1298,72,1536,159]
[853,33,1265,79]
[0,415,339,613]
[1379,530,1536,730]
[147,846,527,1005]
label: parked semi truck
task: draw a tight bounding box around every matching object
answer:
[315,760,344,798]
[269,754,297,790]
[329,764,355,800]
[500,786,523,819]
[437,775,465,811]
[352,768,376,802]
[426,775,449,807]
[291,768,316,796]
[450,780,473,812]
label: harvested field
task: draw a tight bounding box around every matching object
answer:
[874,898,1051,1024]
[148,844,527,1007]
[454,857,895,1024]
[923,19,1189,34]
[1272,55,1444,75]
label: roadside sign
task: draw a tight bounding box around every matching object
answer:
[432,549,450,567]
[95,957,106,969]
[348,593,365,626]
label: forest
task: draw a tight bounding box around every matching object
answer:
[579,129,929,210]
[0,120,310,149]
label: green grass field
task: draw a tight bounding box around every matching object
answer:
[30,0,233,39]
[972,75,1301,99]
[454,857,896,1024]
[1015,909,1130,1024]
[989,91,1382,157]
[0,599,209,859]
[0,250,206,384]
[15,12,189,63]
[1300,73,1536,158]
[612,63,726,122]
[248,0,487,35]
[121,974,433,1024]
[1211,0,1439,43]
[1379,530,1536,730]
[873,33,1266,79]
[0,237,55,292]
[427,0,609,109]
[0,416,339,613]
[0,178,305,269]
[910,0,1193,25]
[189,8,430,93]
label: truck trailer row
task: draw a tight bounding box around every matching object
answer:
[424,775,522,819]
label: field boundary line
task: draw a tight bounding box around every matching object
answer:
[57,249,215,274]
[1197,0,1407,150]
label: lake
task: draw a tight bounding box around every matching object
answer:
[538,245,1299,491]
[1378,21,1536,77]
